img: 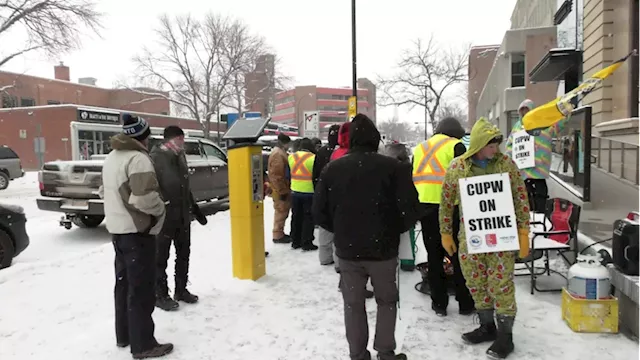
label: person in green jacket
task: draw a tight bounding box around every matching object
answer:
[505,99,568,213]
[439,118,531,359]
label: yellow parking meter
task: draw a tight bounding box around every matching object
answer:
[222,118,271,281]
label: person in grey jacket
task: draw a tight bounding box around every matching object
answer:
[101,114,173,358]
[150,126,207,312]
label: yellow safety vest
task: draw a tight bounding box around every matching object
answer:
[288,151,316,193]
[412,134,460,204]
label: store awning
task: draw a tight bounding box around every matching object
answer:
[529,48,582,83]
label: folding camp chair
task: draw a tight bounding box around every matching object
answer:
[517,198,581,294]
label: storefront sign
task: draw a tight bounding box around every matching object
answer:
[459,173,519,254]
[512,130,535,169]
[77,109,120,123]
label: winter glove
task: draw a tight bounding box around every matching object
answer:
[279,193,290,201]
[441,233,457,257]
[518,228,530,259]
[192,204,208,226]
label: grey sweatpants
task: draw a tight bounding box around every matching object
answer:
[317,227,338,267]
[339,257,399,360]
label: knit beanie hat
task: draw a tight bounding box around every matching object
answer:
[122,113,150,142]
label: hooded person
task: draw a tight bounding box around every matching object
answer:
[412,116,474,317]
[312,124,341,267]
[100,113,174,358]
[311,137,323,152]
[150,125,207,312]
[439,118,530,360]
[330,122,351,161]
[505,99,568,213]
[313,114,419,360]
[288,138,318,251]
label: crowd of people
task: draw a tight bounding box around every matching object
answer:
[99,99,558,359]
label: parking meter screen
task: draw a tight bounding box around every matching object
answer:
[223,118,270,141]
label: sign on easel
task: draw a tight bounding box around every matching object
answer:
[303,111,319,138]
[512,130,535,169]
[459,173,519,254]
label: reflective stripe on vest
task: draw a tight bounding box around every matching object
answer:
[288,151,315,193]
[413,136,456,184]
[412,134,459,204]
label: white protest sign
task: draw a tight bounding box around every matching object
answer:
[459,173,519,254]
[303,111,320,138]
[512,130,535,169]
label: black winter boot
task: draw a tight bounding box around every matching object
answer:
[486,314,515,359]
[377,353,407,360]
[155,294,179,311]
[462,309,497,344]
[273,235,292,244]
[174,288,199,304]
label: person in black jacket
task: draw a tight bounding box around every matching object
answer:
[150,126,207,312]
[313,114,419,360]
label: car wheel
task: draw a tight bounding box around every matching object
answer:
[0,229,15,269]
[72,215,105,228]
[0,172,9,190]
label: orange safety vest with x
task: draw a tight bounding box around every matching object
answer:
[412,133,460,204]
[288,151,316,193]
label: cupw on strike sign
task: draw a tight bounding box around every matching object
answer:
[458,173,519,254]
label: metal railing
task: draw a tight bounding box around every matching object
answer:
[591,136,639,185]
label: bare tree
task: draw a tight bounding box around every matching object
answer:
[129,13,265,139]
[0,0,102,68]
[377,35,470,132]
[377,115,413,143]
[436,100,468,127]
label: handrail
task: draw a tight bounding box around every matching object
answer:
[591,135,639,185]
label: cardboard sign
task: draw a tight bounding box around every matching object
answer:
[459,173,519,254]
[512,130,536,169]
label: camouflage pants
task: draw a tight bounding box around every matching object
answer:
[458,243,517,316]
[272,197,291,239]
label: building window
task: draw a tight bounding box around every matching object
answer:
[47,100,61,105]
[318,105,347,112]
[275,95,294,105]
[20,98,35,107]
[273,107,295,116]
[511,54,525,87]
[319,116,346,123]
[1,94,17,108]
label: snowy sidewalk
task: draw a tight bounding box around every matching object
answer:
[0,199,637,360]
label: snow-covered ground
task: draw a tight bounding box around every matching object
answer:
[0,173,637,359]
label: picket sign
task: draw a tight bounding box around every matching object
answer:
[398,230,413,260]
[512,130,536,169]
[458,173,520,254]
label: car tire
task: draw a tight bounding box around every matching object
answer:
[72,215,105,228]
[0,172,9,190]
[0,229,15,269]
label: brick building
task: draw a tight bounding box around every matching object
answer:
[0,63,224,169]
[271,78,377,138]
[244,54,278,117]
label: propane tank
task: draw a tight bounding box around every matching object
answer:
[567,254,611,300]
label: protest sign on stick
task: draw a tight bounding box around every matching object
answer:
[459,173,520,254]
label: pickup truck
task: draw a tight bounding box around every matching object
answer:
[36,136,230,229]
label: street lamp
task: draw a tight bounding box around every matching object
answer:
[351,0,358,111]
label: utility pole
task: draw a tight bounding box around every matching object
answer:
[629,0,640,118]
[351,0,358,113]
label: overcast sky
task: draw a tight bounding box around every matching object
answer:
[3,0,517,124]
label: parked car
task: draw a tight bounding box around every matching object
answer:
[0,146,25,190]
[0,202,29,269]
[36,135,230,229]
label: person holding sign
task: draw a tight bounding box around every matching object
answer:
[439,118,530,360]
[412,117,474,317]
[505,99,568,214]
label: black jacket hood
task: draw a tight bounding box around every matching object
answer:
[327,124,340,148]
[349,114,381,152]
[435,117,466,139]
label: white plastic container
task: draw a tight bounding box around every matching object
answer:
[567,254,611,300]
